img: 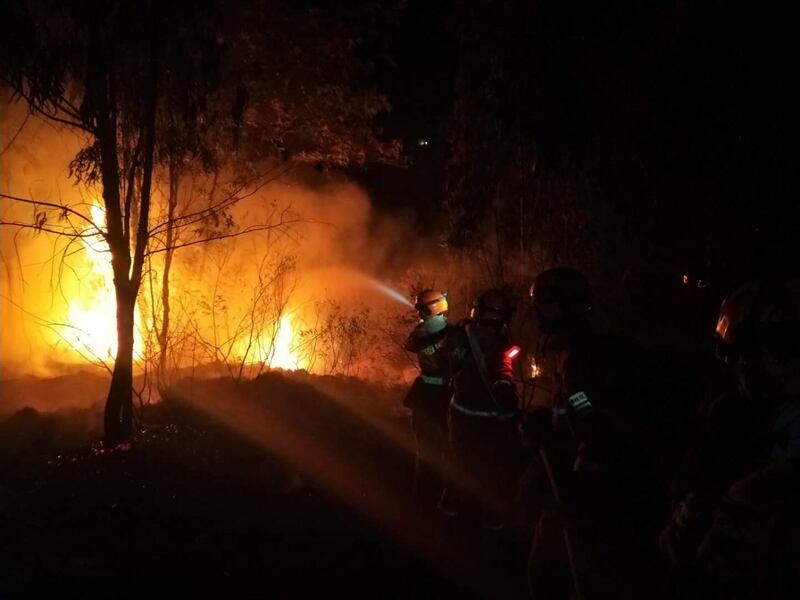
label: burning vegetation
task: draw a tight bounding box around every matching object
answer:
[0,108,423,386]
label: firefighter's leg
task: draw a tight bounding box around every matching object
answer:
[428,391,451,504]
[411,408,446,505]
[528,508,575,599]
[478,419,522,531]
[438,410,470,518]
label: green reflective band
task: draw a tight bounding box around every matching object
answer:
[568,391,593,414]
[421,374,446,386]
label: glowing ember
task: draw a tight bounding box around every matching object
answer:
[267,313,302,370]
[64,203,143,362]
[529,357,541,379]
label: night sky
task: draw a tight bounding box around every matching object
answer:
[359,1,797,283]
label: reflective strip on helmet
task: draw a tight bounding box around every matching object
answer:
[567,391,593,415]
[420,374,446,386]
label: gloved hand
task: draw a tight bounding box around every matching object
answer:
[658,492,710,565]
[696,491,762,574]
[519,405,552,449]
[572,442,601,473]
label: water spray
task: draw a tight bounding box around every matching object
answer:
[364,278,414,308]
[341,270,413,308]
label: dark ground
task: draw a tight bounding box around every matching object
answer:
[0,371,533,596]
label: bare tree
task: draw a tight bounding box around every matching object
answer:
[1,0,399,441]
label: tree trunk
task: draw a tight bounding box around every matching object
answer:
[99,26,159,443]
[104,283,136,443]
[157,163,179,384]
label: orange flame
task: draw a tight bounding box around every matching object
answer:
[64,203,143,362]
[267,313,303,370]
[529,356,541,379]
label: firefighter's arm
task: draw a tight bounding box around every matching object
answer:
[660,396,757,564]
[696,416,800,568]
[695,458,800,569]
[724,409,800,513]
[561,353,598,445]
[403,321,428,352]
[659,491,715,564]
[404,327,434,353]
[403,330,420,352]
[405,316,449,353]
[561,352,622,472]
[561,351,594,420]
[562,351,643,448]
[721,459,799,514]
[446,320,470,368]
[492,350,520,414]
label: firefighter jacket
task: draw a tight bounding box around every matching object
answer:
[448,319,519,419]
[546,329,670,481]
[665,393,800,592]
[404,313,451,386]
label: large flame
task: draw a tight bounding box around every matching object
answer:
[265,313,302,370]
[63,203,143,362]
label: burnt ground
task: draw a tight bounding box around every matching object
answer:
[0,371,532,597]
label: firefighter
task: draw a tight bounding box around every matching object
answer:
[660,278,800,598]
[403,289,452,507]
[438,289,522,531]
[522,267,670,598]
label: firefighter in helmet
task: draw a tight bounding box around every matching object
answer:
[661,278,800,598]
[523,267,671,598]
[403,289,452,507]
[439,288,522,530]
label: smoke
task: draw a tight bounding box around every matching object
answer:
[0,102,94,376]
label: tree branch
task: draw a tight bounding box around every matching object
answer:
[0,192,103,233]
[145,218,304,256]
[123,135,143,246]
[0,110,31,158]
[0,220,101,239]
[147,161,295,238]
[0,76,95,134]
[0,292,113,375]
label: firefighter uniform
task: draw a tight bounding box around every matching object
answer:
[440,290,521,530]
[524,268,671,598]
[403,308,452,506]
[661,279,800,598]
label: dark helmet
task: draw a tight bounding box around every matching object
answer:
[715,278,800,401]
[470,289,514,324]
[715,278,800,364]
[530,267,591,334]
